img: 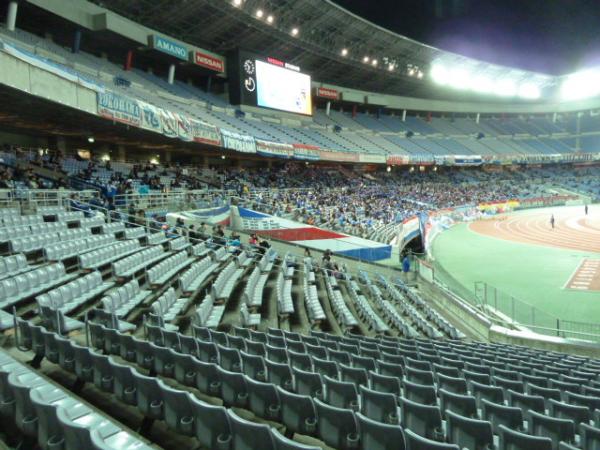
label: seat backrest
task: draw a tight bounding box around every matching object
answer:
[498,424,553,450]
[404,428,459,450]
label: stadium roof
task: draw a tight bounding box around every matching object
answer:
[91,0,556,101]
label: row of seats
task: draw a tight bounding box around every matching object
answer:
[0,262,73,309]
[195,291,225,328]
[55,210,84,222]
[10,231,62,253]
[277,269,294,316]
[78,240,140,269]
[168,236,190,251]
[243,266,270,308]
[240,302,261,327]
[303,260,325,323]
[0,213,43,226]
[211,260,244,301]
[324,272,359,329]
[369,284,419,338]
[112,245,166,277]
[150,287,189,325]
[147,250,194,285]
[179,256,220,293]
[0,221,66,242]
[37,271,112,314]
[347,280,389,333]
[0,348,153,450]
[38,303,84,333]
[0,253,30,279]
[44,234,115,261]
[100,222,125,235]
[146,231,168,246]
[101,279,150,318]
[191,241,211,257]
[79,216,106,228]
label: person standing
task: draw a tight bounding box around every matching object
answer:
[550,214,555,230]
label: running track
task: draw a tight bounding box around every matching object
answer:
[469,211,600,253]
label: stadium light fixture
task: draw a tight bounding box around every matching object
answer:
[388,64,395,71]
[255,9,263,18]
[518,82,541,100]
[291,27,299,36]
[496,78,517,97]
[266,15,274,23]
[341,48,348,57]
[560,69,600,101]
[372,59,378,66]
[470,75,494,94]
[221,155,226,159]
[87,136,95,143]
[233,0,242,6]
[447,68,471,90]
[417,71,424,79]
[430,64,448,85]
[363,56,369,63]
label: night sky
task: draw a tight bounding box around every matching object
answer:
[335,0,600,75]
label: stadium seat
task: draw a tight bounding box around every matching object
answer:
[446,410,493,450]
[314,398,359,450]
[527,410,575,449]
[359,385,398,424]
[498,424,553,450]
[400,396,443,441]
[481,399,524,434]
[356,412,406,450]
[404,428,459,450]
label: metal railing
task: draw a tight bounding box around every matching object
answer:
[0,189,98,210]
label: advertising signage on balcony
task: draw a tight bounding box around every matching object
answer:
[149,35,188,61]
[193,51,225,73]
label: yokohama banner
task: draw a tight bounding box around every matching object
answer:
[97,91,141,127]
[255,140,293,158]
[220,129,256,153]
[191,120,221,146]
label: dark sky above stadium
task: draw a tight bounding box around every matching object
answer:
[335,0,600,75]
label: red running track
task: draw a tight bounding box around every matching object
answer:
[469,211,600,253]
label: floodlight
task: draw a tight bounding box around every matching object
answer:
[518,82,541,100]
[448,68,471,90]
[496,78,517,97]
[341,48,348,57]
[266,15,274,23]
[255,9,263,18]
[291,27,299,36]
[233,0,242,6]
[560,69,600,100]
[470,75,494,94]
[87,136,95,143]
[363,56,370,63]
[430,64,448,85]
[388,64,395,71]
[372,59,378,66]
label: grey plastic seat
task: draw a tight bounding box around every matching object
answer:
[405,366,435,385]
[249,329,268,343]
[314,397,359,450]
[133,371,164,419]
[219,345,242,372]
[528,410,575,450]
[209,329,229,346]
[196,340,219,363]
[339,343,359,355]
[404,428,459,450]
[580,423,600,450]
[563,391,600,412]
[328,349,351,365]
[305,343,327,359]
[405,357,432,371]
[521,373,548,388]
[189,396,232,449]
[246,376,281,420]
[161,383,195,436]
[481,399,523,434]
[271,428,322,450]
[57,406,118,450]
[549,379,580,394]
[437,373,468,394]
[266,344,288,363]
[219,366,248,407]
[403,379,437,405]
[340,363,368,387]
[245,340,267,356]
[359,385,398,424]
[446,409,494,450]
[111,361,137,405]
[508,389,546,413]
[241,351,267,381]
[311,356,339,378]
[192,324,211,341]
[356,411,405,450]
[377,360,404,379]
[117,332,137,362]
[400,396,443,441]
[235,326,251,339]
[527,383,562,406]
[433,363,461,378]
[173,353,198,387]
[293,367,323,398]
[548,398,590,427]
[468,380,504,406]
[133,338,155,370]
[90,351,114,393]
[151,344,176,378]
[498,424,553,450]
[179,334,198,356]
[55,335,75,373]
[324,375,359,410]
[227,409,275,450]
[439,389,477,419]
[266,359,293,392]
[352,355,377,372]
[288,350,312,372]
[493,375,525,393]
[228,334,247,351]
[369,371,401,397]
[286,340,306,354]
[195,360,222,396]
[72,343,93,382]
[463,369,491,385]
[277,386,317,436]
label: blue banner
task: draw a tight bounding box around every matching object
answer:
[150,35,188,61]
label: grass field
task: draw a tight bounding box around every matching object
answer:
[430,206,600,326]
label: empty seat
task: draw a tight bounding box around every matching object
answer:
[439,389,477,419]
[400,396,443,441]
[481,399,523,434]
[311,356,339,379]
[324,375,359,410]
[446,410,493,450]
[356,412,405,450]
[266,359,293,392]
[189,396,232,449]
[359,385,398,424]
[404,428,459,450]
[246,376,281,420]
[403,379,437,405]
[219,367,248,408]
[508,389,546,414]
[293,367,323,399]
[528,410,575,450]
[314,398,359,450]
[498,424,553,450]
[405,366,434,385]
[227,409,275,450]
[469,380,504,406]
[271,428,322,450]
[369,371,402,397]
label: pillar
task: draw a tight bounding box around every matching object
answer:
[402,110,407,122]
[6,2,18,32]
[167,64,176,85]
[575,114,581,151]
[72,29,82,53]
[552,112,557,123]
[124,50,133,71]
[325,101,331,116]
[206,75,212,93]
[476,113,480,124]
